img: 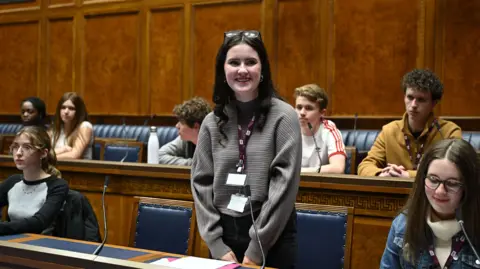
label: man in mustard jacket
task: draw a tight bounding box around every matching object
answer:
[357,69,462,178]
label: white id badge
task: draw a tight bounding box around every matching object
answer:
[227,194,248,213]
[226,173,247,186]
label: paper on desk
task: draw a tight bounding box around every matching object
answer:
[151,256,237,269]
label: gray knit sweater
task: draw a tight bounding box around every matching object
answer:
[191,97,302,264]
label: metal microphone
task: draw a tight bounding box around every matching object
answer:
[456,209,480,265]
[92,175,110,255]
[243,185,265,269]
[353,113,358,147]
[307,122,322,173]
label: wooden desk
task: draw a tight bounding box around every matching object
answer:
[0,156,412,269]
[0,233,263,269]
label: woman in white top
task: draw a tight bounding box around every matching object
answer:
[49,92,93,160]
[294,84,346,173]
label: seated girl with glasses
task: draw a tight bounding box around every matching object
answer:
[380,139,480,268]
[0,126,69,235]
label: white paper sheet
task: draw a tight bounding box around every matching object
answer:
[151,256,235,269]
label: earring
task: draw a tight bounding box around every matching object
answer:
[260,75,264,82]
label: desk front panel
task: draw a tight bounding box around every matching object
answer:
[0,157,411,269]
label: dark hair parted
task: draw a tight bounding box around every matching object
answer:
[212,30,279,143]
[52,92,89,148]
[401,69,444,102]
[173,97,212,128]
[402,139,480,263]
[16,126,61,178]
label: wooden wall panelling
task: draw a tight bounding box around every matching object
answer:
[331,0,420,115]
[260,0,277,83]
[421,0,435,70]
[191,1,262,101]
[275,0,322,104]
[351,216,392,269]
[438,0,480,116]
[139,7,149,116]
[83,11,140,115]
[74,11,85,99]
[149,6,184,115]
[46,18,74,114]
[0,21,39,114]
[182,3,192,102]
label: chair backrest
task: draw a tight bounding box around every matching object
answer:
[296,203,353,269]
[344,146,357,175]
[0,124,23,135]
[129,197,195,255]
[341,129,380,152]
[463,131,480,150]
[103,140,144,163]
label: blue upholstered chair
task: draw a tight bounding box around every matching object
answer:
[130,197,196,255]
[462,132,480,151]
[103,140,144,162]
[296,203,353,269]
[0,124,22,135]
[93,124,178,147]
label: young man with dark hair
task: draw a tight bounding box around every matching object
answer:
[358,69,462,178]
[158,97,211,166]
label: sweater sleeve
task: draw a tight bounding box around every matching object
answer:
[357,129,387,176]
[158,136,192,166]
[191,116,231,259]
[0,178,69,235]
[244,110,302,264]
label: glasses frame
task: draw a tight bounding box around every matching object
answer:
[223,30,262,44]
[9,143,39,155]
[424,175,464,193]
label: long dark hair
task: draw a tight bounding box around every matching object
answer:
[402,139,480,262]
[51,92,89,148]
[16,126,61,178]
[212,31,278,143]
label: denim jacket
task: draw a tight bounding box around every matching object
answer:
[380,213,480,269]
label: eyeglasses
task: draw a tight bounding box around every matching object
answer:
[9,143,37,155]
[425,175,464,193]
[224,30,262,43]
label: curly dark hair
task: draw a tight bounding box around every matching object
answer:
[401,69,444,101]
[212,31,278,144]
[173,97,212,128]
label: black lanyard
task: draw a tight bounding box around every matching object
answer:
[404,119,437,169]
[237,116,255,173]
[428,234,465,269]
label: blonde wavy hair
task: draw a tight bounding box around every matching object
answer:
[15,126,61,178]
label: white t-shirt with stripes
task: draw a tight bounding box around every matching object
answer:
[301,119,346,170]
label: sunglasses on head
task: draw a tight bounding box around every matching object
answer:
[223,30,262,43]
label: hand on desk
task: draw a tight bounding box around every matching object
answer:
[378,164,409,178]
[242,255,258,266]
[221,251,238,263]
